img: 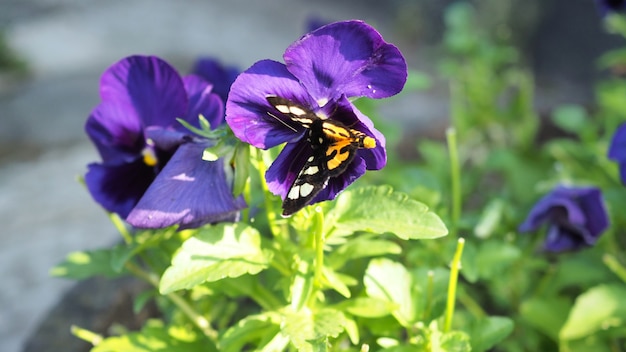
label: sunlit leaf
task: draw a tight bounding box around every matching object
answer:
[326,185,448,240]
[364,258,414,325]
[159,223,270,294]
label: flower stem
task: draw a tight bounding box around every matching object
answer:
[603,254,626,284]
[71,325,103,346]
[447,127,462,235]
[313,206,325,286]
[444,237,465,333]
[124,261,218,340]
[254,149,283,237]
[109,213,133,244]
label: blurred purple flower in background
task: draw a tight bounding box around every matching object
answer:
[85,55,245,229]
[519,185,609,252]
[596,0,626,15]
[191,57,240,105]
[608,122,626,184]
[225,20,407,214]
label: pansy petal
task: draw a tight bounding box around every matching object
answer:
[192,57,240,103]
[126,143,246,229]
[311,156,366,204]
[576,187,609,237]
[543,226,583,252]
[608,123,626,162]
[226,59,315,149]
[265,141,312,198]
[520,194,585,233]
[86,101,144,163]
[100,55,187,128]
[85,160,155,218]
[284,20,407,104]
[182,74,224,130]
[145,127,191,152]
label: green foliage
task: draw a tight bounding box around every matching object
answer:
[61,1,626,351]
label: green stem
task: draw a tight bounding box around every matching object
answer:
[457,286,486,319]
[447,127,462,235]
[254,149,283,237]
[603,254,626,284]
[124,261,218,341]
[313,207,325,287]
[423,270,435,321]
[444,237,465,333]
[71,325,103,346]
[109,213,133,244]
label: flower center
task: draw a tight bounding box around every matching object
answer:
[141,140,158,167]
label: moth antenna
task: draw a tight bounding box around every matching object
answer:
[267,111,298,132]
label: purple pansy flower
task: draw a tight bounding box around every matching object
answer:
[85,55,245,229]
[191,57,240,104]
[518,185,609,252]
[608,122,626,184]
[225,20,407,214]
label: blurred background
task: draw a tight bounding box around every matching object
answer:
[0,0,619,351]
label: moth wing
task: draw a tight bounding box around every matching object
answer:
[282,151,329,217]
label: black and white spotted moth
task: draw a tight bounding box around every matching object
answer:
[266,96,376,216]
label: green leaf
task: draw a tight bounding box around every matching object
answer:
[364,258,415,325]
[321,267,354,298]
[520,296,570,341]
[473,198,505,239]
[560,284,626,341]
[232,143,250,196]
[335,297,396,318]
[326,185,448,240]
[475,241,521,280]
[92,320,210,352]
[282,308,347,351]
[469,316,514,352]
[219,313,285,352]
[159,223,270,294]
[551,104,588,134]
[439,331,472,352]
[327,237,402,269]
[50,249,125,279]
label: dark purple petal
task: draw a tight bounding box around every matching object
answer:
[191,57,240,103]
[574,187,610,238]
[85,101,144,164]
[543,225,588,252]
[100,55,187,128]
[284,20,407,104]
[265,141,312,199]
[519,185,609,252]
[126,143,246,229]
[182,75,224,130]
[225,59,314,149]
[85,160,156,218]
[596,0,626,15]
[608,123,626,162]
[145,127,191,151]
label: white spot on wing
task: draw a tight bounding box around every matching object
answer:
[304,166,319,175]
[288,186,300,200]
[289,106,307,116]
[300,183,314,197]
[275,105,290,114]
